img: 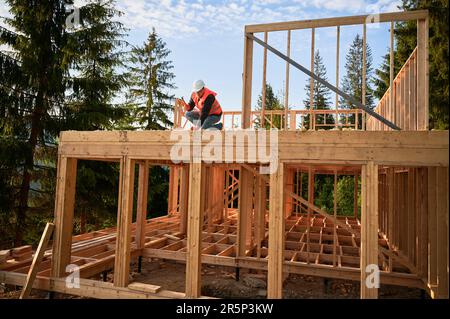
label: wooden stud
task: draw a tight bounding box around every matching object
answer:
[113,156,135,287]
[436,167,448,298]
[360,161,379,299]
[51,156,77,277]
[333,171,337,267]
[267,162,285,298]
[242,32,254,129]
[310,28,315,130]
[417,18,429,130]
[185,162,204,298]
[307,167,314,263]
[362,23,367,130]
[237,167,254,256]
[20,223,55,299]
[136,161,149,250]
[261,31,268,128]
[354,173,359,219]
[427,167,438,293]
[255,175,266,259]
[335,26,340,128]
[284,30,291,130]
[390,21,395,130]
[179,165,190,234]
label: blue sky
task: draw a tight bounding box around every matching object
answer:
[1,0,403,111]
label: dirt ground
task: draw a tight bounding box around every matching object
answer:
[0,259,427,299]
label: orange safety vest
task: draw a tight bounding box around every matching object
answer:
[191,87,222,116]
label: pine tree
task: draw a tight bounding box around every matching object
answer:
[63,0,131,234]
[0,0,69,245]
[254,83,284,129]
[65,0,129,130]
[340,34,374,127]
[374,0,448,129]
[303,50,334,129]
[127,28,176,130]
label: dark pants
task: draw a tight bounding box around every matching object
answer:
[185,110,223,130]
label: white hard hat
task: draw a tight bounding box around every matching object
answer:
[192,79,205,92]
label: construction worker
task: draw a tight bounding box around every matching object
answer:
[181,80,223,130]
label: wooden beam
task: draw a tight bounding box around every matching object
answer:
[237,168,254,256]
[2,271,188,299]
[261,31,268,128]
[254,175,266,258]
[417,17,429,130]
[51,156,77,277]
[310,28,315,130]
[333,171,337,267]
[113,156,135,287]
[307,167,314,263]
[136,161,149,250]
[20,223,55,299]
[435,167,448,298]
[267,163,285,298]
[389,21,395,130]
[245,10,429,33]
[360,161,379,299]
[57,130,448,167]
[284,30,291,130]
[354,173,359,218]
[428,167,438,293]
[335,26,340,127]
[242,32,254,129]
[185,162,204,298]
[179,165,189,234]
[362,23,367,130]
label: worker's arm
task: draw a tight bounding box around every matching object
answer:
[185,98,195,112]
[200,94,215,124]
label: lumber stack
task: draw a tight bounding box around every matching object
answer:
[0,250,10,264]
[11,245,33,261]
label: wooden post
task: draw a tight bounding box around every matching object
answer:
[136,161,149,250]
[268,162,285,299]
[390,21,395,130]
[168,167,179,214]
[417,17,429,130]
[436,167,448,298]
[237,167,254,256]
[307,167,314,263]
[428,166,449,298]
[310,28,315,130]
[242,32,254,129]
[428,167,438,295]
[335,26,340,128]
[333,171,337,267]
[284,168,294,218]
[113,156,135,287]
[387,167,394,272]
[360,161,379,299]
[20,223,55,299]
[51,156,77,278]
[354,173,359,218]
[179,165,190,234]
[289,110,296,130]
[211,167,225,223]
[362,23,367,130]
[185,162,204,298]
[284,30,291,130]
[254,175,266,259]
[261,31,268,128]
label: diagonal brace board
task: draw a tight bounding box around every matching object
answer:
[247,33,401,130]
